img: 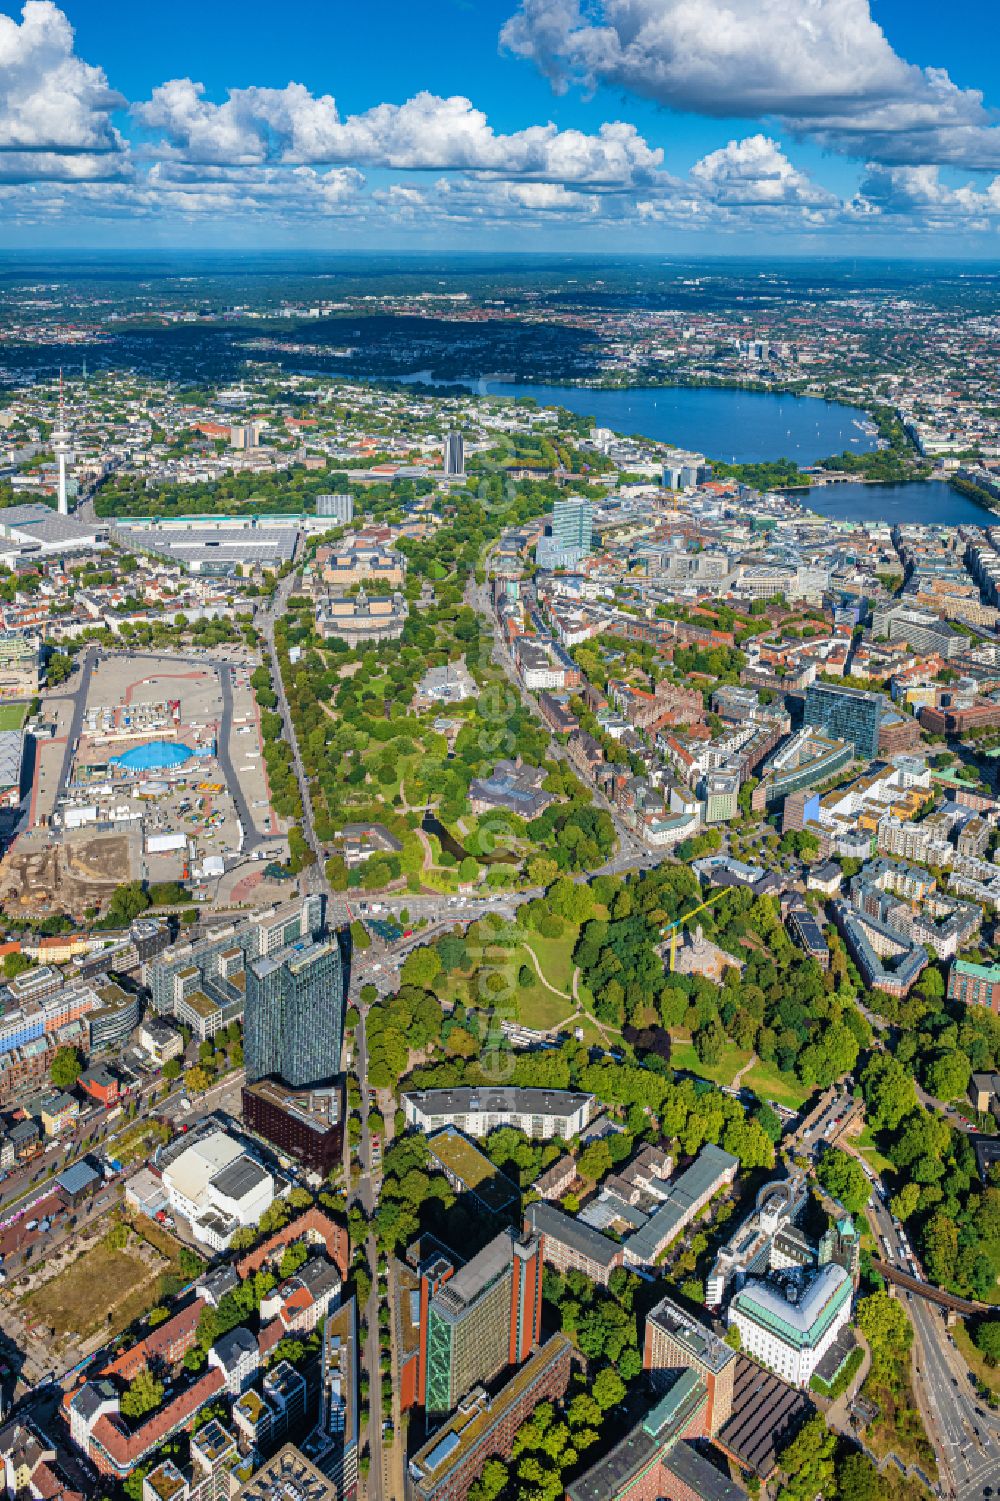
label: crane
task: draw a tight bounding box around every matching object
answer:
[661,887,727,972]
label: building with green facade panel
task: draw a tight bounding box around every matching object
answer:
[419,1228,543,1419]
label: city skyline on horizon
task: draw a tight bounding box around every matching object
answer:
[2,0,1000,254]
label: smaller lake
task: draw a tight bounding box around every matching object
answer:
[421,813,519,866]
[796,480,997,528]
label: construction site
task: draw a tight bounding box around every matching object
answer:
[1,650,285,917]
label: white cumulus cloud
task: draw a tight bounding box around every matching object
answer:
[135,82,663,186]
[853,162,1000,220]
[0,0,124,161]
[691,135,837,206]
[501,0,1000,168]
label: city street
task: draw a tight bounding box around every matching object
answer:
[259,575,392,1494]
[868,1191,998,1499]
[259,567,330,895]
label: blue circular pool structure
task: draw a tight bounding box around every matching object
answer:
[110,739,195,772]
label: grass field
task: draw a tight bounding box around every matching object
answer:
[740,1058,811,1111]
[668,1037,812,1110]
[22,1242,157,1339]
[853,1125,895,1177]
[440,922,582,1034]
[438,941,571,1032]
[953,1320,1000,1399]
[0,703,28,732]
[670,1038,752,1086]
[522,930,577,995]
[515,981,575,1031]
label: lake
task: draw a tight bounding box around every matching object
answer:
[474,380,878,466]
[797,480,997,528]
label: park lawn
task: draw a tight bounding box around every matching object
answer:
[448,923,582,1032]
[670,1037,752,1088]
[22,1242,158,1340]
[853,1124,895,1178]
[568,975,623,1040]
[0,703,27,732]
[740,1058,812,1111]
[516,980,576,1032]
[572,1015,605,1046]
[512,938,575,1031]
[953,1320,1000,1399]
[522,926,579,997]
[433,965,465,1008]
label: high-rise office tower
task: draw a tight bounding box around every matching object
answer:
[245,938,343,1089]
[535,497,595,571]
[443,431,465,478]
[551,497,593,553]
[316,493,354,523]
[417,1229,543,1417]
[803,682,883,761]
[643,1295,737,1435]
[229,422,259,450]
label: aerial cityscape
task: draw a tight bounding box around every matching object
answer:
[0,4,998,1501]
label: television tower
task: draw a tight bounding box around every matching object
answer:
[53,369,71,517]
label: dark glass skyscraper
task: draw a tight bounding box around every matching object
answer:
[245,938,343,1089]
[803,681,883,760]
[443,431,465,477]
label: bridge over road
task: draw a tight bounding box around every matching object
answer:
[872,1260,989,1317]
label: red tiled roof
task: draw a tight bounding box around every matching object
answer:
[234,1207,348,1281]
[103,1297,204,1381]
[90,1368,226,1474]
[258,1318,283,1356]
[30,1461,83,1501]
[279,1287,313,1328]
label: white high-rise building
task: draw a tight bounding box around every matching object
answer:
[316,493,354,523]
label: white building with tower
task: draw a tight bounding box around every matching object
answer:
[727,1263,853,1388]
[53,375,72,517]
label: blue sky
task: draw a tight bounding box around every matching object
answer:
[3,0,1000,251]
